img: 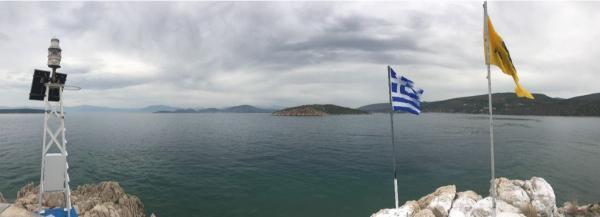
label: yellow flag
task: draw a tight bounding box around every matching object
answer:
[485,15,534,99]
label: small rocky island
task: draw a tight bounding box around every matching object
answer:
[0,182,148,217]
[272,104,369,116]
[371,177,599,217]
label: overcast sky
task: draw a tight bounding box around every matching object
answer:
[1,1,599,108]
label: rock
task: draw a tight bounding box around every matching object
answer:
[418,185,456,217]
[0,192,5,203]
[72,182,145,217]
[558,201,581,216]
[588,203,600,217]
[14,181,146,217]
[496,213,527,217]
[0,205,36,217]
[588,203,600,216]
[85,203,121,217]
[469,197,524,217]
[371,201,420,217]
[494,178,531,213]
[16,183,37,199]
[14,183,39,211]
[371,177,597,217]
[414,209,436,217]
[449,191,482,217]
[13,183,66,210]
[558,201,600,217]
[522,177,557,217]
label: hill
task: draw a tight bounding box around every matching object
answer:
[0,108,45,114]
[357,103,391,113]
[155,105,274,113]
[65,105,180,113]
[273,104,369,116]
[138,105,180,113]
[221,105,275,113]
[359,92,600,116]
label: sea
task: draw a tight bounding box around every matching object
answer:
[0,113,598,217]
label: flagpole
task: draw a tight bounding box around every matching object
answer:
[483,2,497,217]
[386,65,400,209]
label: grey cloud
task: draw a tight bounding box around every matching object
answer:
[1,2,599,108]
[0,32,8,41]
[280,35,421,53]
[70,75,151,90]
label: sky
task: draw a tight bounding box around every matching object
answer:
[1,1,599,108]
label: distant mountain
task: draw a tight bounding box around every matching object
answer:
[0,108,45,114]
[197,108,220,113]
[155,108,197,113]
[359,92,600,116]
[65,105,181,113]
[357,103,390,113]
[154,105,273,113]
[65,105,134,113]
[273,104,369,116]
[139,105,180,113]
[222,105,275,113]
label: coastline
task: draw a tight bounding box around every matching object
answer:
[2,177,597,217]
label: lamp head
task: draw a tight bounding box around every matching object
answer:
[47,38,62,69]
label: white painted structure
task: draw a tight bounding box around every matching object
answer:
[38,82,72,216]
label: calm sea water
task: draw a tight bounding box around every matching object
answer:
[0,113,598,217]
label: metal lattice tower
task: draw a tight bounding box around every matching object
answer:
[38,82,72,216]
[27,38,74,217]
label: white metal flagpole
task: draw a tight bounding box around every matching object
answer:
[483,2,497,217]
[386,65,400,209]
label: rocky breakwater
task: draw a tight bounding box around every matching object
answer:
[0,181,146,217]
[371,177,600,217]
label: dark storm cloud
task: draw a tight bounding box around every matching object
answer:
[0,2,599,108]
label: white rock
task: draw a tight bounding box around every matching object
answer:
[371,201,420,217]
[494,178,531,212]
[413,209,435,217]
[523,177,557,217]
[370,177,565,217]
[468,197,523,217]
[418,185,456,217]
[511,180,525,187]
[496,213,526,217]
[449,191,482,217]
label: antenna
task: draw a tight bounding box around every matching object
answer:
[29,38,77,217]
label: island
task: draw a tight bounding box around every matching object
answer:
[272,104,369,116]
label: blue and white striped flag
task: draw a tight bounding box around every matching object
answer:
[389,67,424,115]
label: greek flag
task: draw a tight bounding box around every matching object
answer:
[389,67,424,115]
